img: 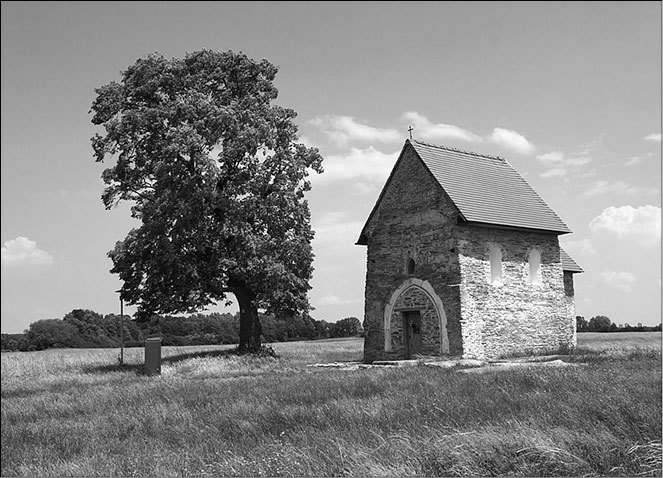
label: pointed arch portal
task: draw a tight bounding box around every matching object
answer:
[383,278,449,355]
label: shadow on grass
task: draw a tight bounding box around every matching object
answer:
[81,346,279,376]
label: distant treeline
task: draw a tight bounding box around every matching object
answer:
[3,311,660,352]
[0,309,363,352]
[576,315,661,333]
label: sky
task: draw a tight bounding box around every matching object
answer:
[1,1,661,334]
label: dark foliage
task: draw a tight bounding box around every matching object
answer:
[90,50,323,352]
[1,310,363,351]
[576,315,661,333]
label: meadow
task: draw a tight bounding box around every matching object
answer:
[1,332,661,476]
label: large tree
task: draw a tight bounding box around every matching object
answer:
[90,50,323,351]
[588,315,613,332]
[332,317,362,337]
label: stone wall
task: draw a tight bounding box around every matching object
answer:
[563,271,578,349]
[362,145,462,362]
[455,225,576,360]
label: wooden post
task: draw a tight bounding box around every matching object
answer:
[120,295,124,366]
[116,289,125,366]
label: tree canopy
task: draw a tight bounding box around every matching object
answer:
[332,317,362,337]
[90,50,323,351]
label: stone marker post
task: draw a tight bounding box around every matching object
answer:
[144,337,162,375]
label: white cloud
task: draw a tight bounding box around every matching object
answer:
[309,115,400,146]
[401,112,483,143]
[315,294,360,306]
[643,133,661,142]
[625,152,654,167]
[536,150,592,178]
[297,135,314,147]
[312,112,536,156]
[625,156,642,167]
[583,180,659,197]
[312,212,365,246]
[402,112,535,155]
[311,146,397,190]
[560,238,596,255]
[488,127,535,155]
[588,205,661,245]
[564,156,592,167]
[308,114,540,190]
[540,167,569,178]
[600,270,636,292]
[576,135,604,156]
[1,237,54,269]
[536,151,565,164]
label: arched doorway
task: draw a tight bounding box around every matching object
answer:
[383,278,449,358]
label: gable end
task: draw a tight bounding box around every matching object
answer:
[356,140,458,245]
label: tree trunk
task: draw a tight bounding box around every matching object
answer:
[235,287,262,352]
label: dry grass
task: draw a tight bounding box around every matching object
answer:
[1,334,661,476]
[577,331,661,352]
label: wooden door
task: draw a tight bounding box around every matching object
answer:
[403,311,422,358]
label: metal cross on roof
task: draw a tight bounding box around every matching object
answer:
[408,126,413,140]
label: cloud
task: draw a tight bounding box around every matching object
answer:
[402,112,535,155]
[600,270,636,292]
[624,152,654,167]
[625,156,642,167]
[308,114,540,190]
[564,156,592,167]
[643,133,661,142]
[536,150,592,178]
[588,205,661,245]
[311,111,537,162]
[488,127,535,155]
[1,237,54,269]
[401,112,483,143]
[309,115,400,146]
[540,167,569,178]
[560,238,596,255]
[536,151,565,164]
[311,146,397,191]
[297,135,314,147]
[315,294,360,306]
[583,181,659,197]
[312,211,365,246]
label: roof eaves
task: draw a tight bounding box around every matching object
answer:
[500,156,572,234]
[459,220,571,235]
[560,247,584,273]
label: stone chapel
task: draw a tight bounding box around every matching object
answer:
[357,139,583,362]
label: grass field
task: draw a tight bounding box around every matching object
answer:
[576,331,662,352]
[2,333,661,476]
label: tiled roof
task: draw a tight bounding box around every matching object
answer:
[410,140,572,234]
[560,248,583,273]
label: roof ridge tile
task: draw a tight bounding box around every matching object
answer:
[410,139,506,161]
